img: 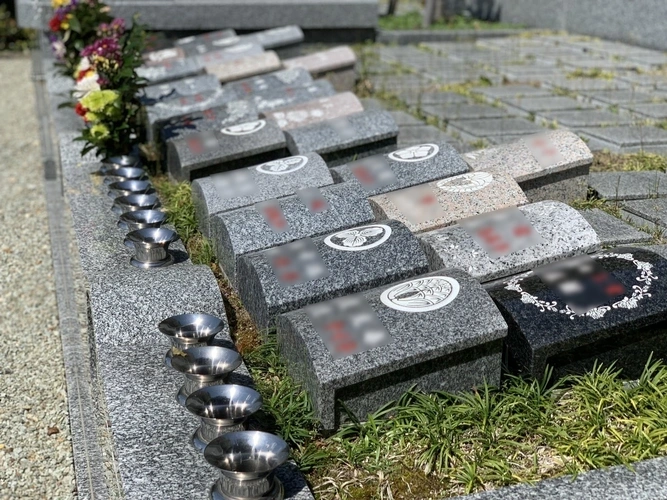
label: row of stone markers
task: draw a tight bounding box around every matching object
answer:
[136,27,667,433]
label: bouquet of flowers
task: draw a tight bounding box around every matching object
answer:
[73,17,147,157]
[48,0,113,75]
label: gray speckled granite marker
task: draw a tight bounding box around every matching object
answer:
[370,171,528,233]
[206,51,283,84]
[487,247,667,379]
[330,143,470,197]
[252,80,336,113]
[159,100,258,143]
[174,29,237,54]
[211,183,375,286]
[224,67,312,97]
[237,219,430,332]
[140,74,222,105]
[192,153,334,236]
[276,268,508,430]
[589,171,667,201]
[285,110,399,167]
[463,130,593,204]
[145,87,238,142]
[262,92,364,130]
[137,57,205,85]
[243,25,304,54]
[419,201,601,283]
[167,118,287,181]
[622,198,667,228]
[579,209,652,247]
[197,41,265,67]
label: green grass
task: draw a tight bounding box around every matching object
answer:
[378,12,521,31]
[566,68,615,80]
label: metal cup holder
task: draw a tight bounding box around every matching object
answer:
[185,385,263,452]
[112,193,161,215]
[126,227,179,268]
[103,166,148,185]
[158,313,226,350]
[107,180,155,199]
[165,346,242,406]
[100,155,142,174]
[204,431,289,500]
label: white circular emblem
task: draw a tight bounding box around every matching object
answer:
[147,48,180,63]
[221,120,266,136]
[177,36,196,45]
[380,276,460,313]
[437,172,493,193]
[256,156,308,175]
[388,144,439,163]
[324,224,392,252]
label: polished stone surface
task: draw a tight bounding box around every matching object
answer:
[262,92,363,130]
[205,51,282,84]
[192,153,334,236]
[237,219,429,331]
[211,182,374,285]
[167,119,287,181]
[488,247,667,378]
[419,201,601,283]
[370,171,528,233]
[140,74,222,105]
[277,269,508,429]
[330,143,469,197]
[285,110,399,166]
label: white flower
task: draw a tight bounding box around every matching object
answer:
[75,57,91,74]
[51,40,66,60]
[73,73,101,99]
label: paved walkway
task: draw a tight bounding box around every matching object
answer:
[364,32,667,154]
[0,56,76,499]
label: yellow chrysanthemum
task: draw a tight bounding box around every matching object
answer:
[80,90,120,113]
[84,111,100,123]
[51,0,72,7]
[90,123,110,140]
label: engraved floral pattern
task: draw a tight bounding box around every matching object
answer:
[503,253,657,320]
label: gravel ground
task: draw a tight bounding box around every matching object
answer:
[0,56,76,499]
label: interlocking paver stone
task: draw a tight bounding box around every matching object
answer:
[578,126,667,154]
[622,198,667,228]
[579,209,652,246]
[589,171,667,200]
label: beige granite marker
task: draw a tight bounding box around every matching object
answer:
[205,51,282,83]
[283,46,357,91]
[369,171,529,233]
[143,47,186,66]
[462,130,592,203]
[261,92,364,130]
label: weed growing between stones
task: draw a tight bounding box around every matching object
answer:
[378,11,521,31]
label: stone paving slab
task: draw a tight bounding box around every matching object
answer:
[536,109,636,128]
[579,208,653,246]
[577,126,667,154]
[619,103,667,120]
[589,171,667,200]
[502,95,596,118]
[579,89,663,107]
[397,125,465,148]
[447,117,544,143]
[622,198,667,228]
[421,103,511,123]
[543,76,630,92]
[471,84,554,101]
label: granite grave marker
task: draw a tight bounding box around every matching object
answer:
[192,153,334,237]
[283,46,358,91]
[140,74,222,106]
[276,269,508,429]
[205,51,282,84]
[330,143,470,197]
[137,57,205,85]
[462,130,593,203]
[488,247,667,379]
[419,200,601,283]
[285,110,399,167]
[369,171,528,233]
[210,182,375,285]
[224,67,313,97]
[261,92,364,130]
[252,80,336,113]
[167,119,287,181]
[237,219,430,331]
